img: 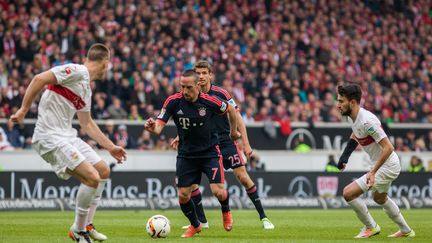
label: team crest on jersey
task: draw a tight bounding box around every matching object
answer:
[198,107,206,116]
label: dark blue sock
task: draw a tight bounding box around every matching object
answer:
[191,188,207,223]
[180,199,200,228]
[247,185,266,219]
[218,190,230,212]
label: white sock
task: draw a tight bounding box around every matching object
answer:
[348,198,377,228]
[87,179,108,225]
[381,197,411,233]
[73,183,97,232]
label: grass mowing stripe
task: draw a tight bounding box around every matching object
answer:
[0,209,430,242]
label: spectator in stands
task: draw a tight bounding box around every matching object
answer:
[404,130,417,150]
[325,155,340,172]
[426,130,432,151]
[394,137,410,152]
[4,120,22,148]
[92,95,110,120]
[114,124,136,149]
[137,130,154,150]
[107,96,127,119]
[103,120,117,144]
[0,127,13,151]
[154,134,169,150]
[293,137,311,153]
[128,104,143,121]
[408,156,425,172]
[1,0,432,151]
[241,107,256,125]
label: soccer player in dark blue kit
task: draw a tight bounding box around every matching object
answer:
[144,69,240,238]
[173,60,274,230]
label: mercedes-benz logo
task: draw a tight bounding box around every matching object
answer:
[288,176,313,197]
[286,128,317,149]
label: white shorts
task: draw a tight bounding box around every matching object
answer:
[355,162,401,193]
[34,137,102,180]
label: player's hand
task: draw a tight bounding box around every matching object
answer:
[337,162,346,171]
[170,136,179,150]
[108,145,127,164]
[366,171,375,189]
[10,108,27,124]
[337,155,348,171]
[243,144,253,161]
[230,130,241,141]
[144,118,156,131]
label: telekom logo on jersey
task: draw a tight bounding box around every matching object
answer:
[179,118,190,129]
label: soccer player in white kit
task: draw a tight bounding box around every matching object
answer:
[336,83,415,238]
[10,43,127,243]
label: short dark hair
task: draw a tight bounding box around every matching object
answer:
[193,60,212,73]
[181,69,199,83]
[87,43,110,61]
[337,83,362,103]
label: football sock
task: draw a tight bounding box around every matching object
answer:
[180,198,200,228]
[74,183,97,232]
[218,190,230,212]
[381,197,411,233]
[87,179,108,225]
[347,198,377,228]
[247,185,266,219]
[191,188,207,223]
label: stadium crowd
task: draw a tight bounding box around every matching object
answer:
[0,0,431,150]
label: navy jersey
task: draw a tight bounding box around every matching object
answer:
[157,92,229,158]
[207,85,238,143]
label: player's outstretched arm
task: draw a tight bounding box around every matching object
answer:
[77,111,127,163]
[144,118,165,135]
[10,71,57,123]
[226,105,240,140]
[236,111,252,161]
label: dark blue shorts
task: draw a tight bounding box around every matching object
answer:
[220,140,245,170]
[176,151,224,187]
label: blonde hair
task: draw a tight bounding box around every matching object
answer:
[87,43,110,61]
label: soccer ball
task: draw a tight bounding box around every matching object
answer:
[146,215,171,238]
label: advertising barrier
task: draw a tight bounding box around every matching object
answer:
[1,172,431,210]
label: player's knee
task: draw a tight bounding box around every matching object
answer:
[211,188,225,200]
[98,164,110,179]
[343,187,354,201]
[373,194,387,205]
[178,193,190,204]
[191,184,199,191]
[85,172,101,188]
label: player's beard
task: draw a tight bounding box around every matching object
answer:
[341,106,352,116]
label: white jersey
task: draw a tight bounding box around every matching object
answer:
[32,64,92,153]
[349,108,399,169]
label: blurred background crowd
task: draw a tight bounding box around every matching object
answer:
[0,0,431,151]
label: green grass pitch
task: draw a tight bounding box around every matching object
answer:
[1,209,431,242]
